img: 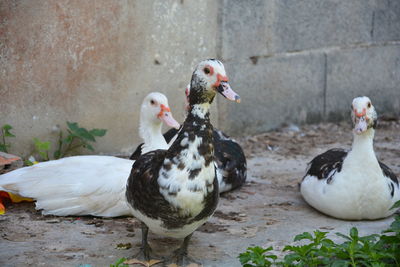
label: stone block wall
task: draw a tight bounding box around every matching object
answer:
[219,0,400,134]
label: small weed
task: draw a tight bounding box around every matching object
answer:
[0,124,16,153]
[29,121,107,162]
[239,201,400,267]
[110,257,129,267]
[239,246,277,267]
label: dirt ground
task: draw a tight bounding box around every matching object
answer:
[1,119,399,267]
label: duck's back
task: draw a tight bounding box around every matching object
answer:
[0,156,133,217]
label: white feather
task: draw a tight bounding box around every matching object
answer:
[0,92,175,217]
[301,128,400,220]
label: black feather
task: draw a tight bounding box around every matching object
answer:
[129,143,144,160]
[303,148,348,181]
[163,128,247,191]
[379,161,399,185]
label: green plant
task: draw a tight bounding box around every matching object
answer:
[0,124,16,153]
[239,200,400,267]
[110,257,129,267]
[239,246,277,267]
[33,138,51,161]
[30,121,107,162]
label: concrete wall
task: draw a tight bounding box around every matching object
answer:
[1,0,399,156]
[219,0,400,134]
[0,0,219,156]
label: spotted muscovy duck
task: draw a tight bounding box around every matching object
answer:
[300,96,400,220]
[131,84,247,193]
[125,59,240,264]
[0,92,179,217]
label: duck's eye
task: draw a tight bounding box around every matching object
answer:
[203,67,210,75]
[367,102,371,108]
[150,100,155,105]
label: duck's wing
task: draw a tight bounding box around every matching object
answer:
[130,143,144,160]
[378,161,399,185]
[126,149,180,224]
[0,156,133,217]
[303,148,348,182]
[213,130,247,192]
[378,161,399,198]
[163,128,179,143]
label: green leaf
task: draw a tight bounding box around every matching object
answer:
[66,121,79,132]
[33,138,51,151]
[110,257,129,267]
[330,260,351,267]
[3,124,16,137]
[53,150,61,159]
[294,232,314,241]
[84,143,94,151]
[336,232,352,241]
[63,135,74,144]
[33,138,51,161]
[24,159,34,166]
[0,143,8,153]
[67,122,96,141]
[350,227,359,239]
[89,128,107,137]
[391,200,400,210]
[75,127,95,142]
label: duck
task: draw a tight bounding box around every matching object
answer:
[130,83,247,193]
[300,96,400,220]
[125,59,240,264]
[0,92,179,217]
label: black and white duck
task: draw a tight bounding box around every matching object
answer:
[300,96,400,220]
[125,59,240,264]
[0,92,179,217]
[131,83,247,193]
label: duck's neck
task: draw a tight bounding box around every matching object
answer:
[347,128,377,163]
[167,102,214,167]
[139,119,167,153]
[188,102,211,121]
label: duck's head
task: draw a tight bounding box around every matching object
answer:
[141,92,180,129]
[189,59,240,105]
[351,96,377,134]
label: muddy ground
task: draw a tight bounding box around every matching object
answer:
[1,119,399,267]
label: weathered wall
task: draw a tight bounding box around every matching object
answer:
[1,0,399,156]
[0,0,219,156]
[219,0,400,134]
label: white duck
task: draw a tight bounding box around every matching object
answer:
[301,96,400,220]
[0,92,179,217]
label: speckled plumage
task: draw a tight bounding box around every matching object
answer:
[125,59,240,263]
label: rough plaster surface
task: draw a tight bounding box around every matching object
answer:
[1,0,400,155]
[0,0,218,156]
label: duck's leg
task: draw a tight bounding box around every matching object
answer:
[135,222,152,260]
[171,233,201,265]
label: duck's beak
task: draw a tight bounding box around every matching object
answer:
[214,74,240,103]
[217,81,241,103]
[158,104,180,129]
[353,108,368,134]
